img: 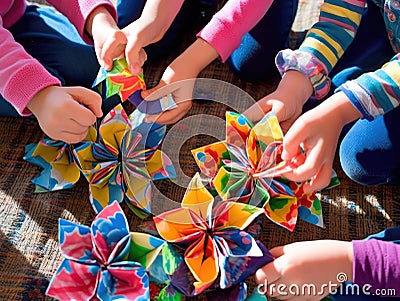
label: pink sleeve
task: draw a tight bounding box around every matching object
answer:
[47,0,117,44]
[0,18,61,116]
[197,0,274,62]
[0,1,117,116]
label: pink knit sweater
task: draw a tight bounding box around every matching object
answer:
[198,0,273,62]
[0,0,116,116]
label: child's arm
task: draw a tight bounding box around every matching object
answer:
[245,0,366,124]
[0,1,117,143]
[142,0,274,124]
[279,0,366,99]
[121,0,185,73]
[48,0,124,71]
[0,20,103,143]
[86,5,127,71]
[278,61,400,193]
[337,54,400,120]
[255,237,400,299]
[0,20,61,117]
[48,0,117,43]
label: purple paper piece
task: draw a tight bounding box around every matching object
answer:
[128,90,165,115]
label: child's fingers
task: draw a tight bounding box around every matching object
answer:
[289,142,325,183]
[145,101,192,124]
[255,260,282,286]
[57,130,89,145]
[138,48,147,67]
[125,44,145,75]
[302,164,333,193]
[67,87,103,118]
[282,130,305,162]
[100,31,127,70]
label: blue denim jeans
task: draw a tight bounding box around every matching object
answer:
[0,5,99,117]
[317,0,400,186]
[330,227,400,300]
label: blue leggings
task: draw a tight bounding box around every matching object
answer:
[323,1,400,186]
[0,5,99,117]
[331,227,400,300]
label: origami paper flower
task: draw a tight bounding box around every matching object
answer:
[93,58,178,116]
[154,173,273,297]
[73,104,176,216]
[24,128,96,192]
[93,57,146,101]
[46,201,165,301]
[192,111,336,231]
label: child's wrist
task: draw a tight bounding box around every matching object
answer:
[177,38,218,76]
[86,6,117,37]
[280,70,313,106]
[324,92,363,127]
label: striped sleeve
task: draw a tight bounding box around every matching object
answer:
[337,53,400,119]
[276,0,366,99]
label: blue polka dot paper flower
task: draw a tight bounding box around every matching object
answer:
[46,201,165,301]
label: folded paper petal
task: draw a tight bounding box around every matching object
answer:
[192,141,229,178]
[46,259,100,300]
[24,141,78,191]
[24,127,97,192]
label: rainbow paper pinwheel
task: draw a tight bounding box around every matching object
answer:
[192,111,334,231]
[24,128,96,192]
[73,104,176,216]
[46,201,165,301]
[154,173,274,297]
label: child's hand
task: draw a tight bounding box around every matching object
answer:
[141,74,194,124]
[243,70,313,133]
[255,240,353,300]
[27,86,103,144]
[121,20,160,75]
[121,0,185,74]
[87,6,129,71]
[281,92,361,193]
[141,38,218,124]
